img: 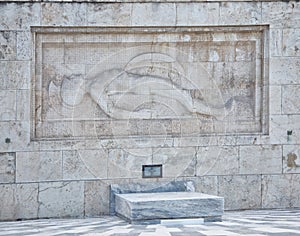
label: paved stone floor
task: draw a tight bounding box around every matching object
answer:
[0,209,299,236]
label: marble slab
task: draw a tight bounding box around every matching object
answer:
[115,192,224,224]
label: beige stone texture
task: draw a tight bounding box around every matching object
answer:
[269,29,282,57]
[283,29,300,57]
[16,151,62,182]
[262,174,300,208]
[218,175,262,210]
[0,183,38,220]
[63,149,108,180]
[16,31,31,60]
[270,58,300,85]
[176,3,219,26]
[239,145,282,175]
[0,3,40,30]
[262,1,300,28]
[0,61,30,89]
[38,181,84,218]
[269,86,281,115]
[108,148,153,178]
[41,3,87,26]
[153,147,196,177]
[282,85,300,114]
[131,3,176,26]
[270,115,300,145]
[220,2,261,25]
[0,90,16,121]
[197,146,239,176]
[87,3,132,26]
[84,180,110,216]
[0,152,15,183]
[283,145,300,174]
[0,31,16,60]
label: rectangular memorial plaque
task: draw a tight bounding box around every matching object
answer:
[31,26,269,140]
[142,164,163,178]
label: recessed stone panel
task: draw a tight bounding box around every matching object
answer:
[32,26,268,140]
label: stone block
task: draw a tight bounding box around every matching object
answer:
[282,85,300,114]
[17,31,31,60]
[108,148,152,178]
[270,115,300,145]
[0,122,30,152]
[262,1,300,28]
[269,85,281,115]
[110,180,193,215]
[181,176,218,196]
[16,151,62,183]
[87,3,132,26]
[63,149,108,180]
[0,61,30,89]
[283,145,300,174]
[0,90,16,121]
[218,175,261,210]
[262,174,300,208]
[115,192,224,223]
[176,3,219,26]
[84,180,110,216]
[270,58,300,85]
[283,29,300,57]
[220,2,261,25]
[38,181,84,218]
[41,3,87,26]
[0,3,40,30]
[0,152,15,183]
[196,146,239,176]
[152,147,196,177]
[239,145,282,175]
[0,183,38,220]
[0,31,16,60]
[131,3,176,26]
[16,90,30,121]
[269,29,282,57]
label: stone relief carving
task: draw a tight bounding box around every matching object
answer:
[32,26,268,139]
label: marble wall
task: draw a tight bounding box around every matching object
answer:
[0,0,300,220]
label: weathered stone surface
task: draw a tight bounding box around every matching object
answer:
[0,122,30,152]
[131,3,176,26]
[220,2,261,24]
[0,152,15,183]
[0,31,16,60]
[41,3,86,26]
[283,145,300,174]
[38,181,84,218]
[269,29,282,57]
[270,115,300,145]
[87,3,132,26]
[0,90,16,121]
[197,146,239,176]
[182,176,218,196]
[270,58,300,85]
[84,180,110,216]
[17,31,31,60]
[176,3,219,25]
[269,86,281,115]
[262,174,300,208]
[108,148,152,178]
[16,90,30,121]
[262,1,300,28]
[0,61,30,89]
[282,85,300,114]
[16,151,62,182]
[0,183,38,220]
[115,192,224,223]
[239,145,282,175]
[283,29,300,57]
[152,147,196,177]
[63,149,108,180]
[218,175,261,210]
[0,3,40,30]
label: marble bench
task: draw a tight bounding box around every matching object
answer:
[115,191,224,224]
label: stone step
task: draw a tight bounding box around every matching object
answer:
[115,192,224,224]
